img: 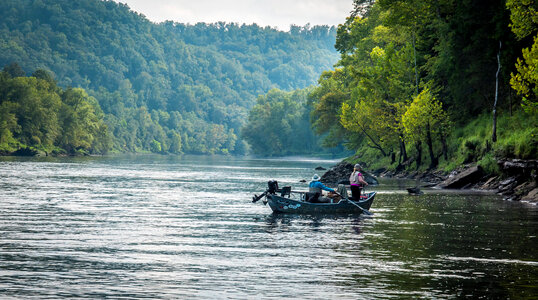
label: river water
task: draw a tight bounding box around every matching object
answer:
[0,154,536,299]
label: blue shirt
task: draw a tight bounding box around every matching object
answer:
[309,181,335,192]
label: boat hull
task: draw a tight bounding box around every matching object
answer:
[267,192,376,214]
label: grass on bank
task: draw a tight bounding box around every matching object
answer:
[348,109,537,175]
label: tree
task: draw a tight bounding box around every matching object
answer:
[3,62,25,78]
[507,0,538,113]
[168,132,182,154]
[32,69,56,84]
[492,41,502,143]
[402,88,451,169]
[342,40,415,162]
[0,70,111,154]
[6,77,62,147]
[0,101,20,149]
[59,88,109,154]
[377,0,436,96]
[242,88,322,156]
[309,69,350,147]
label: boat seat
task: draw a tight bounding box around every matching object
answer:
[305,192,320,203]
[280,186,291,197]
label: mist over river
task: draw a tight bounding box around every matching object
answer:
[0,155,536,299]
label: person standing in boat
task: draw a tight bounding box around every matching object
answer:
[349,164,368,199]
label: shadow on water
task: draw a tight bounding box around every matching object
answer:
[262,213,366,235]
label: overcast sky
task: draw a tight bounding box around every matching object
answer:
[113,0,353,31]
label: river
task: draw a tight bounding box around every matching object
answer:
[0,154,536,299]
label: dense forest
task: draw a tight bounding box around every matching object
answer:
[1,0,536,166]
[0,0,338,155]
[0,65,110,155]
[249,0,536,173]
[241,87,347,156]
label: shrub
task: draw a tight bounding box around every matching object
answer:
[150,140,162,153]
[30,136,41,146]
[477,153,500,175]
[460,137,485,163]
[495,126,537,159]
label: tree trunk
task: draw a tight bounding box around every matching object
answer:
[412,32,419,96]
[399,132,407,162]
[356,121,387,156]
[439,132,448,161]
[492,41,501,143]
[509,88,513,116]
[426,121,438,169]
[415,141,422,170]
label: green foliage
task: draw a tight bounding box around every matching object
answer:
[241,88,325,156]
[402,88,451,168]
[2,62,25,77]
[0,70,110,154]
[350,143,394,171]
[59,88,110,153]
[0,0,338,155]
[507,0,538,39]
[478,153,501,176]
[316,7,417,160]
[309,69,350,147]
[507,0,538,111]
[439,110,537,173]
[460,137,485,164]
[150,140,162,153]
[311,0,536,171]
[495,118,538,159]
[402,89,448,144]
[510,36,538,112]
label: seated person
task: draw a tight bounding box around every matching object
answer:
[308,174,338,203]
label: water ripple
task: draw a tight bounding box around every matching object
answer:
[0,155,537,299]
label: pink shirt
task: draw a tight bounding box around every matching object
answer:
[349,171,362,186]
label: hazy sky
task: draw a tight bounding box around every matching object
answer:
[113,0,353,31]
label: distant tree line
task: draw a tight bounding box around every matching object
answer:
[242,88,331,156]
[0,0,338,155]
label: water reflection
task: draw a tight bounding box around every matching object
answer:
[0,155,537,299]
[262,213,368,235]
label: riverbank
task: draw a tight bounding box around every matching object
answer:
[0,147,91,157]
[321,159,538,204]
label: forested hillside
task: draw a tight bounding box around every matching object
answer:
[306,0,538,170]
[0,0,338,155]
[243,0,537,168]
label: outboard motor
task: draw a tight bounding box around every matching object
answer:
[267,180,279,194]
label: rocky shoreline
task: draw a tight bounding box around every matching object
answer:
[320,159,537,204]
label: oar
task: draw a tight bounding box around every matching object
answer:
[334,191,373,215]
[252,191,267,203]
[347,198,373,215]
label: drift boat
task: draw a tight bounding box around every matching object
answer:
[252,180,376,215]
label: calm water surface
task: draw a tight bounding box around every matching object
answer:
[0,155,537,299]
